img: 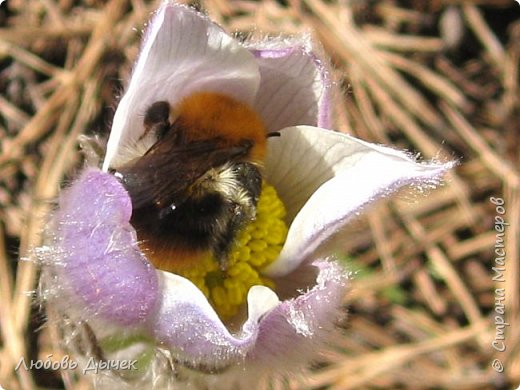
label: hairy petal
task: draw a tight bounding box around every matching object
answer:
[264,126,455,276]
[104,3,260,169]
[147,272,261,369]
[43,168,158,326]
[248,261,347,366]
[148,261,348,387]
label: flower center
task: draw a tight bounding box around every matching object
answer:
[173,182,288,319]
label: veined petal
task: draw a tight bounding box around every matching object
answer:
[103,2,261,170]
[44,168,158,326]
[264,126,455,277]
[247,37,332,131]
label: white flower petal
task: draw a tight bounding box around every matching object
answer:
[249,42,331,132]
[244,286,280,327]
[264,126,454,276]
[103,3,260,170]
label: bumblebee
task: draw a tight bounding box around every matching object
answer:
[112,92,272,272]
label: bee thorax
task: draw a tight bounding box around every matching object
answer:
[127,161,262,271]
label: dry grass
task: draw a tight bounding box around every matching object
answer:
[0,0,519,389]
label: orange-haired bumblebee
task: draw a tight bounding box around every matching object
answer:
[112,92,274,272]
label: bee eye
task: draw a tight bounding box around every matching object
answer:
[143,101,176,141]
[144,101,171,127]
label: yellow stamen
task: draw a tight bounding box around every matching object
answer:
[175,182,288,319]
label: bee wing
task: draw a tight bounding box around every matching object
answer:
[117,138,252,210]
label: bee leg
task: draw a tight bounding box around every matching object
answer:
[214,203,247,272]
[233,162,262,203]
[213,162,262,271]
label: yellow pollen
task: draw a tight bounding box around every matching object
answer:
[175,182,288,319]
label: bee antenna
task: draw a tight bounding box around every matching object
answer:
[266,131,281,138]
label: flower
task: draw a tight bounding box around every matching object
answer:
[40,2,453,388]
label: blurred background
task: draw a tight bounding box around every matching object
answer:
[0,0,519,389]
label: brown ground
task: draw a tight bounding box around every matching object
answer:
[0,0,519,389]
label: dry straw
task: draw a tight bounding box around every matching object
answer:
[0,0,518,388]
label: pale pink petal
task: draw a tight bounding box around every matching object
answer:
[146,260,347,378]
[42,168,158,326]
